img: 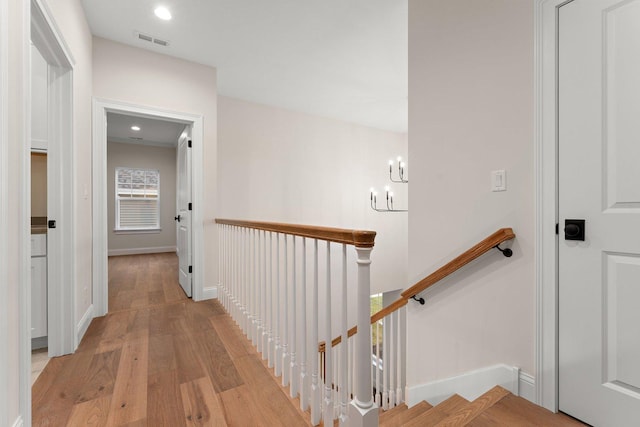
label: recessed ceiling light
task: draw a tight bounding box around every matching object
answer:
[131,125,141,131]
[154,6,172,21]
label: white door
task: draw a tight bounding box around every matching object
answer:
[176,127,192,297]
[559,1,640,425]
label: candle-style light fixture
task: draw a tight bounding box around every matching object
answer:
[370,156,409,212]
[389,156,408,183]
[369,186,407,212]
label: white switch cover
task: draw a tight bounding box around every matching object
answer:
[491,170,506,192]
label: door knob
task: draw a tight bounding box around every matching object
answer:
[174,215,181,222]
[564,219,585,241]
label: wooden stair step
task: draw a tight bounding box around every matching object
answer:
[381,401,433,427]
[467,394,586,427]
[404,394,470,427]
[379,403,408,425]
[434,385,511,426]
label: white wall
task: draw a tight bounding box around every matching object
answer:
[407,0,535,392]
[92,37,218,293]
[217,95,408,295]
[107,142,177,254]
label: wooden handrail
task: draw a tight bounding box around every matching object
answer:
[215,218,376,248]
[401,227,515,299]
[318,227,515,353]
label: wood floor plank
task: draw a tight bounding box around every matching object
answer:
[218,385,269,427]
[180,376,228,427]
[105,333,149,426]
[66,395,111,427]
[75,349,121,404]
[147,370,187,427]
[403,394,470,427]
[194,329,244,393]
[210,315,254,360]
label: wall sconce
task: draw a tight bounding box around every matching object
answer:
[370,186,407,212]
[389,156,408,183]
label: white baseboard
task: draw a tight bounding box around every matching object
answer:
[518,371,536,403]
[407,364,525,407]
[76,304,94,347]
[12,416,23,427]
[202,286,218,300]
[108,246,176,256]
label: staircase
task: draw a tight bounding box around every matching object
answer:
[378,386,584,426]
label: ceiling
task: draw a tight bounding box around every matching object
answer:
[107,112,186,147]
[82,0,408,132]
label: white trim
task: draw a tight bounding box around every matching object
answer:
[76,304,93,346]
[93,98,206,317]
[534,0,567,413]
[113,228,162,234]
[0,0,10,424]
[29,0,75,67]
[406,364,521,407]
[202,286,218,300]
[11,416,24,427]
[519,371,536,404]
[108,246,176,256]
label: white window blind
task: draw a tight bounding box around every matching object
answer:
[115,167,160,230]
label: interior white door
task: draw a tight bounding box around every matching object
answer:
[559,1,640,425]
[176,127,192,297]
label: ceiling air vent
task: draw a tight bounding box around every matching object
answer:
[135,31,170,47]
[129,137,143,141]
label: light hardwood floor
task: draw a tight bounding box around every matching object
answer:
[32,253,309,426]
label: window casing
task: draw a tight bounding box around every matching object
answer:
[115,167,160,231]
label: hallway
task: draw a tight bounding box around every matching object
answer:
[32,253,309,426]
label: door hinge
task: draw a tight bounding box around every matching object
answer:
[555,223,559,235]
[188,265,192,274]
[188,202,192,211]
[188,140,192,148]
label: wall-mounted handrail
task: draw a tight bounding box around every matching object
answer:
[401,227,515,300]
[215,218,376,248]
[318,227,516,353]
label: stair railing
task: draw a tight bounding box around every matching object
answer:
[216,219,378,427]
[319,227,516,414]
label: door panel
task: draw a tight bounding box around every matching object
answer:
[559,0,640,425]
[177,127,192,297]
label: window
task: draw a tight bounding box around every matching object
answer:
[115,167,160,231]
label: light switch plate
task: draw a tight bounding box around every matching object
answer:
[491,170,506,192]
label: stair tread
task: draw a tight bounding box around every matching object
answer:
[379,403,408,424]
[403,394,470,427]
[433,385,511,427]
[381,400,433,427]
[467,394,586,427]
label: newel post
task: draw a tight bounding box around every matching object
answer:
[349,233,378,427]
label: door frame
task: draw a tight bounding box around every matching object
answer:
[92,98,205,317]
[534,0,575,413]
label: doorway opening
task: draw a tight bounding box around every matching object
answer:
[106,112,190,311]
[92,99,205,318]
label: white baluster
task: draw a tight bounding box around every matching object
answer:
[274,233,282,377]
[310,239,321,425]
[382,314,389,411]
[267,231,274,368]
[323,241,333,423]
[300,238,309,410]
[253,230,262,353]
[348,245,378,426]
[262,230,268,358]
[282,234,290,386]
[241,227,247,334]
[290,237,299,398]
[375,320,381,408]
[389,312,396,408]
[339,244,349,426]
[396,307,403,405]
[254,229,260,346]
